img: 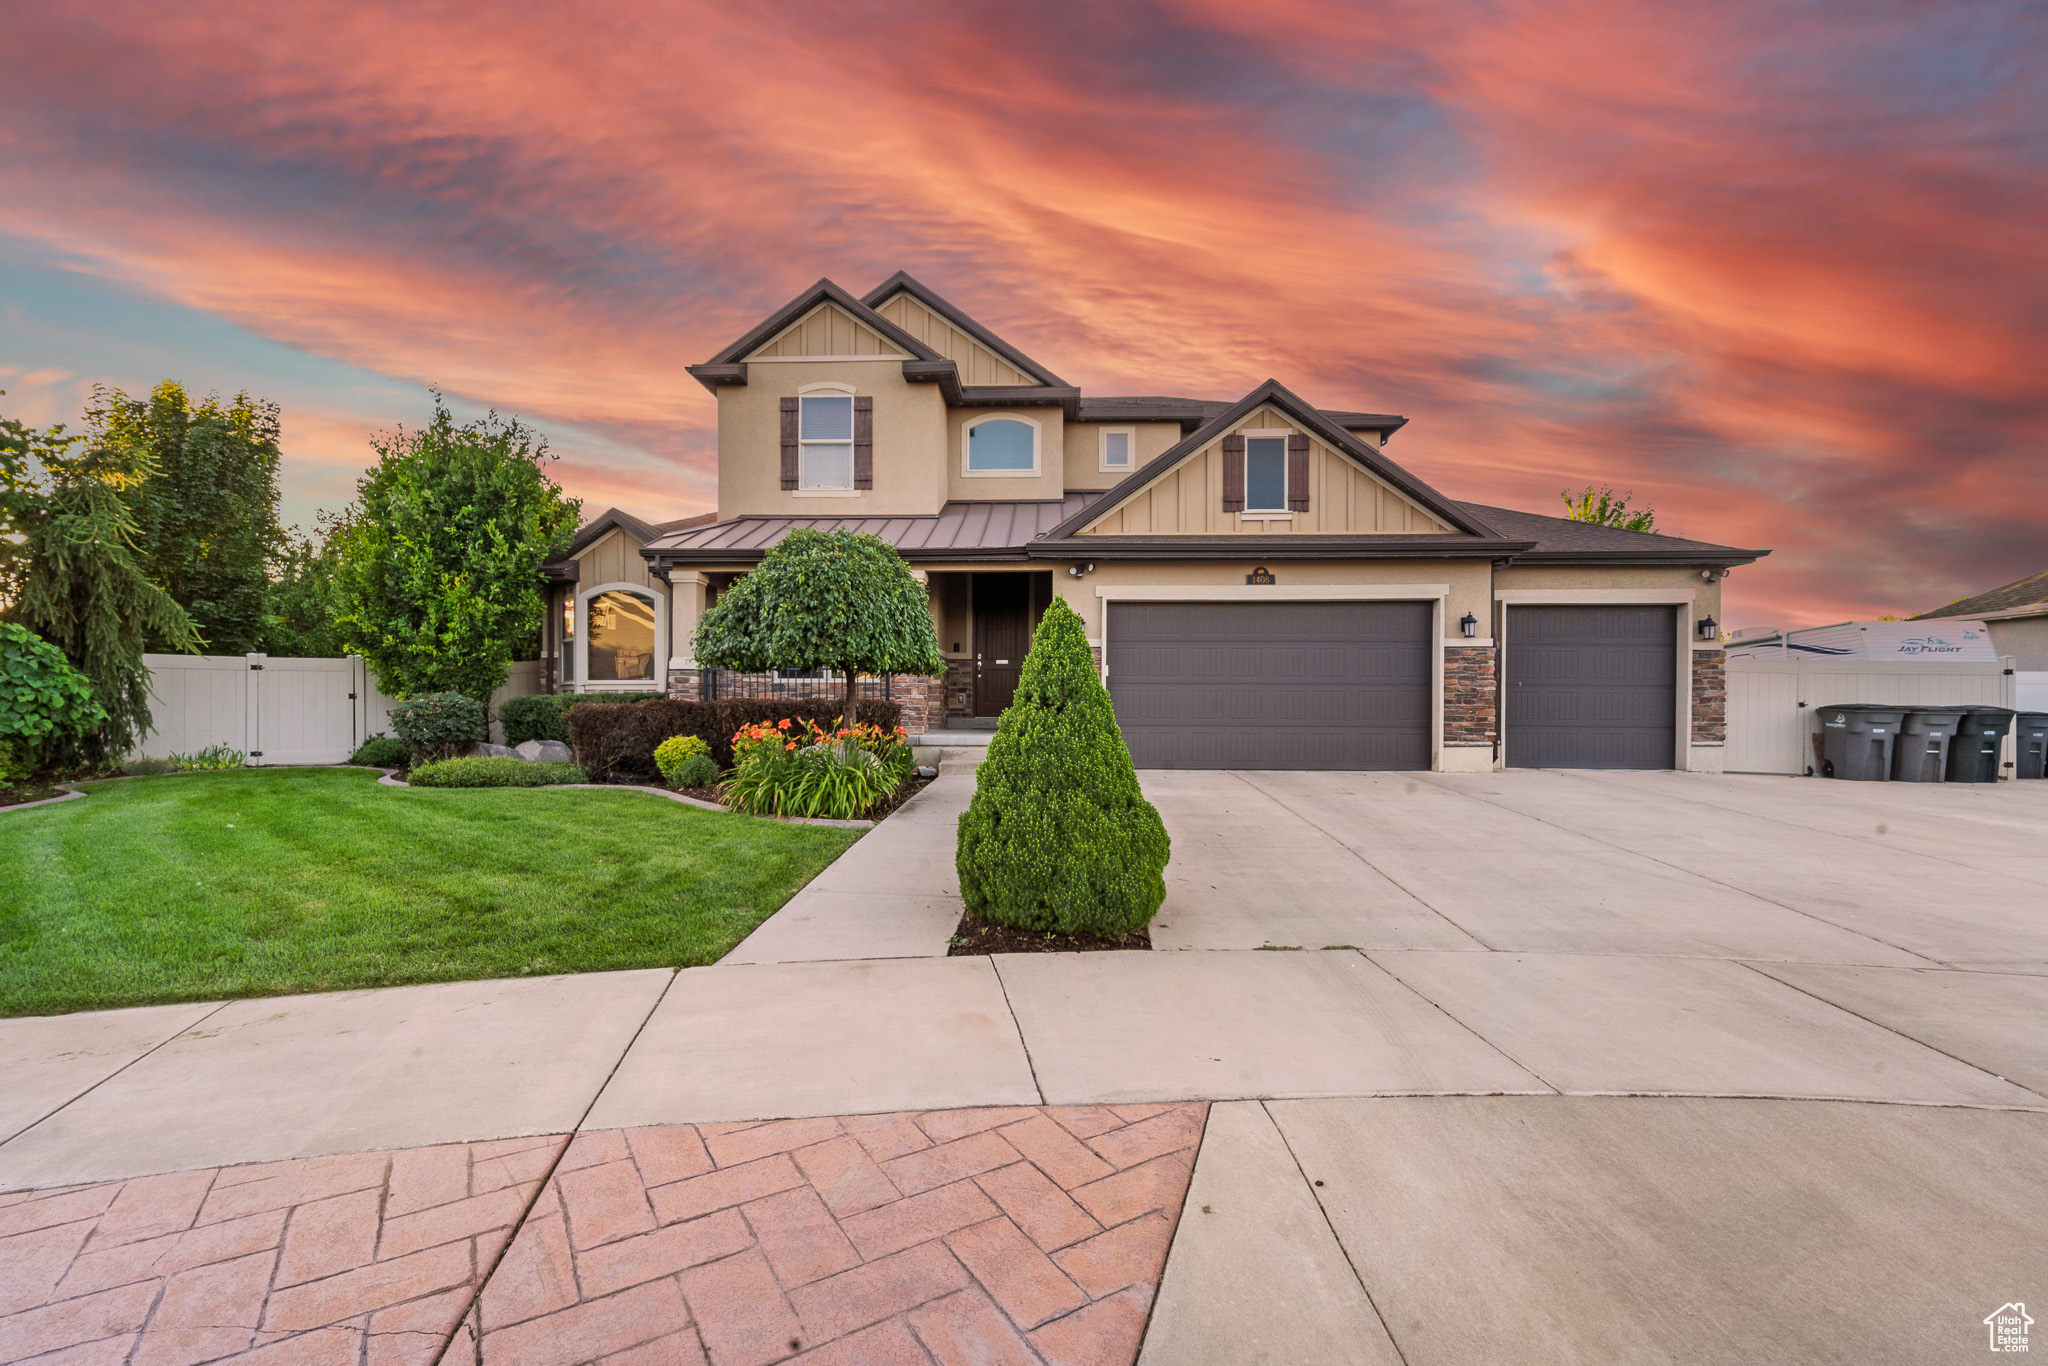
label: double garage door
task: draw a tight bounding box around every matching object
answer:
[1106,599,1679,771]
[1108,601,1432,769]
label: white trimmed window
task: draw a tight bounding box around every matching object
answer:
[1099,426,1136,473]
[799,388,855,490]
[963,414,1040,476]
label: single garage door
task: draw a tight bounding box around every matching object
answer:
[1107,600,1432,769]
[1505,605,1676,769]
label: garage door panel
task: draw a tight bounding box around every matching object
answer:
[1506,605,1676,770]
[1108,600,1432,770]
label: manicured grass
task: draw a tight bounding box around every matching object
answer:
[0,768,861,1017]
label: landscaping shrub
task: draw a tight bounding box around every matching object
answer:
[670,753,719,789]
[405,757,588,787]
[500,692,665,745]
[721,719,911,820]
[567,696,903,780]
[654,734,711,786]
[349,735,410,768]
[0,622,107,779]
[167,744,246,771]
[390,691,486,763]
[956,598,1169,935]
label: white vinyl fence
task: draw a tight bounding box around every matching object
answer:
[1725,655,2018,776]
[139,655,544,765]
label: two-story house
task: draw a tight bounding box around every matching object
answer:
[539,272,1767,772]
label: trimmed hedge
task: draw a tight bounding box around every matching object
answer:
[955,598,1169,936]
[349,736,410,768]
[405,757,589,787]
[567,696,904,780]
[499,692,667,746]
[391,692,486,763]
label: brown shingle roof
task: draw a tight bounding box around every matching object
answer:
[1457,503,1768,564]
[1076,395,1407,434]
[1914,569,2048,620]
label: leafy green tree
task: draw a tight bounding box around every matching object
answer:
[260,528,345,657]
[955,598,1169,936]
[330,396,580,701]
[95,382,284,653]
[692,528,944,727]
[1561,485,1656,533]
[1,393,202,767]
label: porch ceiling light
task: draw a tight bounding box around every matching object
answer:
[1459,612,1478,637]
[1697,615,1718,641]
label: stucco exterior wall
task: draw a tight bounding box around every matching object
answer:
[715,360,948,519]
[1986,616,2048,670]
[1059,421,1183,492]
[1075,405,1452,536]
[944,406,1068,502]
[1492,563,1724,627]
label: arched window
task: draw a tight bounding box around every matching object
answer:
[586,589,658,681]
[964,415,1040,476]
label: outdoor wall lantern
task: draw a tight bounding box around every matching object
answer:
[1459,612,1479,637]
[1066,562,1095,579]
[1697,615,1719,641]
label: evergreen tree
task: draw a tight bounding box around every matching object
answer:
[98,381,284,653]
[1,392,201,766]
[956,598,1169,935]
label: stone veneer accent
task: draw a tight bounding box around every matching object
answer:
[945,657,976,719]
[1690,649,1727,744]
[1443,645,1497,745]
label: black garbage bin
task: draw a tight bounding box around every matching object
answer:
[1948,707,2015,784]
[2018,713,2048,780]
[1892,707,1965,782]
[1818,704,1905,780]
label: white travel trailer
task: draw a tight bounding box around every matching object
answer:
[1726,620,1997,662]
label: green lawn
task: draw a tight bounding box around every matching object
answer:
[0,768,861,1017]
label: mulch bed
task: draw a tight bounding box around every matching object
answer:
[0,780,65,810]
[947,911,1151,955]
[619,771,936,821]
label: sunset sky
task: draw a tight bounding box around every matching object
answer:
[3,0,2041,629]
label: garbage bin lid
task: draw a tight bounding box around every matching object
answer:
[1820,703,1909,711]
[1955,705,2016,716]
[1898,705,1966,716]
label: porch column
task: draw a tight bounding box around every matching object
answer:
[667,572,708,700]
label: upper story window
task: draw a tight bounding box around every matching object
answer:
[964,415,1040,476]
[1244,435,1288,513]
[1099,427,1135,473]
[799,391,854,490]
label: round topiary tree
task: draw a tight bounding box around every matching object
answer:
[692,528,944,728]
[956,597,1169,936]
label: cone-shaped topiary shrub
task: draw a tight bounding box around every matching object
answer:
[956,598,1169,935]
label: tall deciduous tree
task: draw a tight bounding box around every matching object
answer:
[692,528,945,727]
[260,528,345,658]
[1561,485,1657,533]
[330,396,580,702]
[97,382,284,654]
[1,392,201,766]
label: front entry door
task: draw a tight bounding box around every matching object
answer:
[973,574,1033,716]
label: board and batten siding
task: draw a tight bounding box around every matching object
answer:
[574,527,665,593]
[874,293,1038,386]
[745,303,905,359]
[1078,406,1453,536]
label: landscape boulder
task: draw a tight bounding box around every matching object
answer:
[515,739,575,763]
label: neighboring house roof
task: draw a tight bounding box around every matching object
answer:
[1913,569,2048,621]
[644,496,1096,566]
[1043,379,1497,544]
[860,271,1067,388]
[1077,395,1408,436]
[1458,503,1769,567]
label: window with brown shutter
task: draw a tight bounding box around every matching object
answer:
[853,396,873,489]
[1221,433,1246,511]
[1287,433,1310,512]
[779,397,800,490]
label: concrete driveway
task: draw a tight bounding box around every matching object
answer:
[1149,767,2048,968]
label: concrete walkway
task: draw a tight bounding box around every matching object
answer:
[5,768,2047,1361]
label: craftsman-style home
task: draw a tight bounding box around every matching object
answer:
[540,273,1766,771]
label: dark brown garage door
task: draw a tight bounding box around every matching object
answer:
[1107,601,1432,769]
[1505,605,1676,769]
